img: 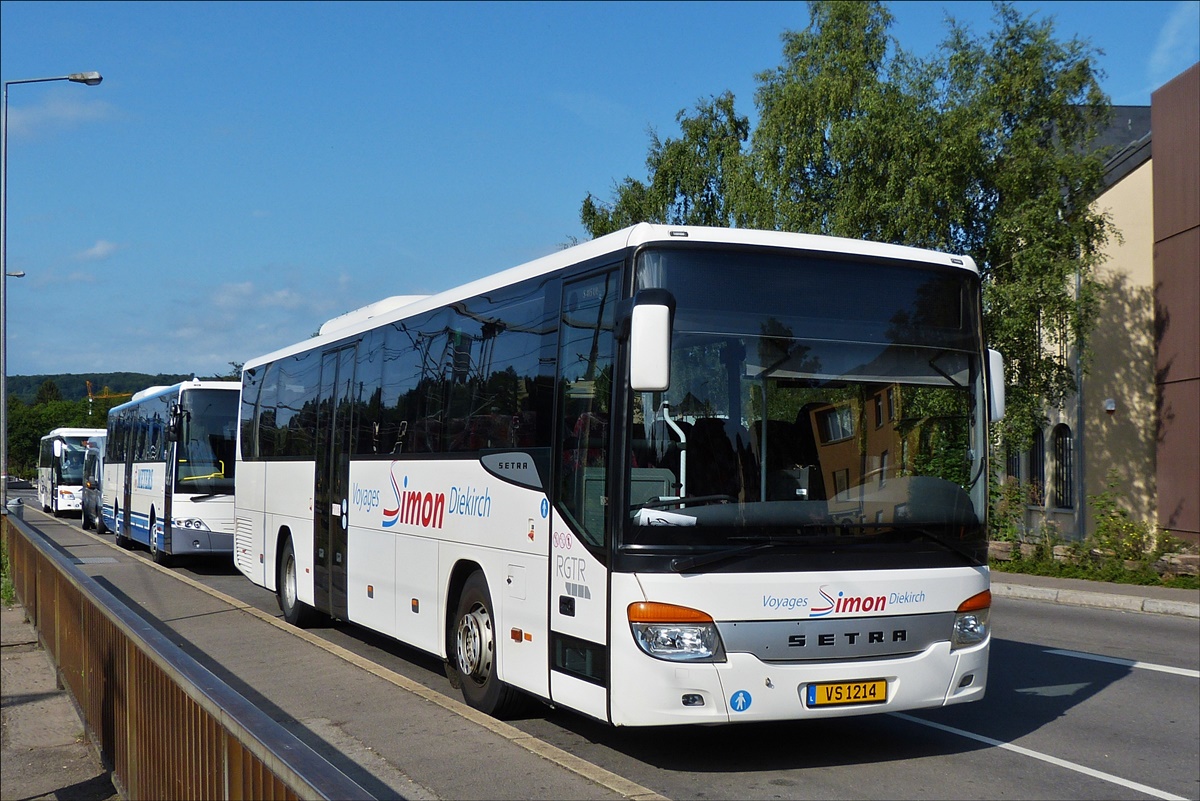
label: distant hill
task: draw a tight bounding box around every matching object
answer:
[7,372,235,404]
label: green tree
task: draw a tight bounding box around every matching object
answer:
[6,396,101,477]
[581,91,752,235]
[580,0,1114,449]
[34,380,63,404]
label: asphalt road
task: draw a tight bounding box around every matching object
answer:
[8,495,1199,801]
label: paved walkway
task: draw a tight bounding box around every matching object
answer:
[2,513,1196,801]
[1,602,120,801]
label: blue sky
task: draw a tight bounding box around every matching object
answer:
[2,1,1197,379]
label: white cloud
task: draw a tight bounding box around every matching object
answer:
[547,90,634,129]
[75,240,122,261]
[6,95,113,141]
[263,288,304,309]
[212,281,256,309]
[1150,2,1200,87]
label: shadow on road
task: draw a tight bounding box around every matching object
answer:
[513,637,1130,773]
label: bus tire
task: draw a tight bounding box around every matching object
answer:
[149,515,172,566]
[114,504,132,549]
[452,571,524,718]
[278,537,318,628]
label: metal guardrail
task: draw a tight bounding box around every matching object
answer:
[2,512,376,800]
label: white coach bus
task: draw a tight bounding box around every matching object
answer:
[235,224,1005,726]
[102,379,240,564]
[38,427,106,515]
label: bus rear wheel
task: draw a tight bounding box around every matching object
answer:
[278,537,318,627]
[452,571,524,718]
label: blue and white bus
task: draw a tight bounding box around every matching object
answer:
[38,427,106,516]
[235,224,1005,726]
[102,379,240,564]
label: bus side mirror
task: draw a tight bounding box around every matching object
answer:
[167,402,182,442]
[988,349,1005,423]
[52,440,63,458]
[629,290,675,392]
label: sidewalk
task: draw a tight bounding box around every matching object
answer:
[1,602,119,801]
[990,570,1200,617]
[2,550,1196,801]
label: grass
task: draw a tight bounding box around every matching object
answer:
[1,538,14,606]
[990,549,1200,590]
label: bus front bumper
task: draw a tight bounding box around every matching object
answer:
[608,638,988,726]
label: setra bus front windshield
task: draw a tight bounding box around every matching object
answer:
[57,438,91,484]
[623,246,990,571]
[175,389,238,495]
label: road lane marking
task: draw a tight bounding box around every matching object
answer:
[892,712,1189,801]
[1045,648,1200,678]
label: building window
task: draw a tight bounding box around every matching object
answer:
[1006,446,1021,480]
[817,405,855,443]
[1029,429,1045,505]
[1053,424,1074,509]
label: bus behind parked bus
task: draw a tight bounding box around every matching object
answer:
[102,379,240,564]
[38,427,106,516]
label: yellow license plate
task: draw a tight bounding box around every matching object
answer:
[806,679,887,707]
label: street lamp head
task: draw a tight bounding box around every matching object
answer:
[6,272,26,279]
[68,72,103,86]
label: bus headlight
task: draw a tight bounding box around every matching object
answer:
[628,602,725,663]
[952,590,991,649]
[171,518,211,531]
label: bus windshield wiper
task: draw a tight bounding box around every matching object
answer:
[635,494,736,511]
[670,541,778,573]
[668,533,820,573]
[900,527,983,565]
[839,522,982,566]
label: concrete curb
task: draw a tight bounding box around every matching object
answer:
[991,581,1200,618]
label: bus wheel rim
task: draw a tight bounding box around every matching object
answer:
[284,556,298,609]
[456,604,493,681]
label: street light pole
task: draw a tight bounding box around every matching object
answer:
[1,72,103,513]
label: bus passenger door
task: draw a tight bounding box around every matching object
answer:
[550,267,619,722]
[314,344,357,621]
[121,428,134,539]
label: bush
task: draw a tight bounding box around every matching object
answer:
[989,470,1199,590]
[1088,470,1168,564]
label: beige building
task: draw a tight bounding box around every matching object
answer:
[1009,63,1198,547]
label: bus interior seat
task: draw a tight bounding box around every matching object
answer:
[792,404,827,501]
[749,419,812,500]
[687,417,756,500]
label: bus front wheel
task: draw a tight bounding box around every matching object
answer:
[452,571,524,718]
[114,504,132,549]
[149,515,172,566]
[278,538,318,628]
